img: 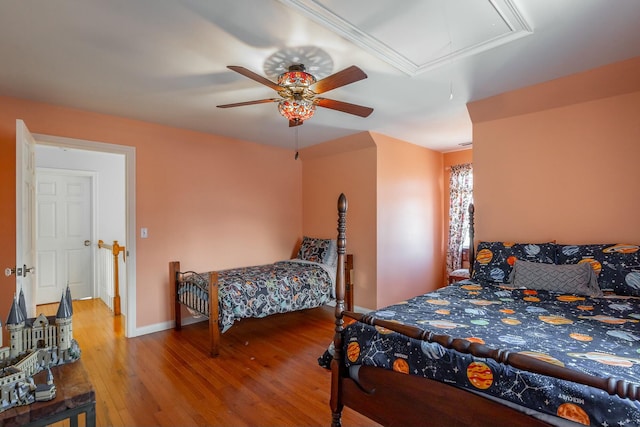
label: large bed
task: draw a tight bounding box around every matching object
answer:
[170,237,354,357]
[326,193,640,426]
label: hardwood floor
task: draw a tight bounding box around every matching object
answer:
[37,299,379,426]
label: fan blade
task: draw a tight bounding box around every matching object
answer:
[316,98,373,118]
[289,119,304,127]
[227,66,282,91]
[217,98,280,108]
[312,66,368,94]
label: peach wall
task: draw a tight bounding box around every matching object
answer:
[468,57,640,245]
[300,132,378,310]
[442,149,473,284]
[0,95,301,334]
[373,133,444,307]
[301,131,445,310]
[468,56,640,124]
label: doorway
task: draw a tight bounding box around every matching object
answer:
[36,169,95,304]
[25,130,137,338]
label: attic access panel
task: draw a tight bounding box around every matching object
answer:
[279,0,533,76]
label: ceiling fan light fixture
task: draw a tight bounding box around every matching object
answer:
[278,98,316,122]
[219,63,373,127]
[277,65,316,89]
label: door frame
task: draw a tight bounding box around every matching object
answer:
[36,167,98,304]
[33,133,137,338]
[16,120,37,318]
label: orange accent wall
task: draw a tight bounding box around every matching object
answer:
[374,132,444,307]
[468,56,640,245]
[301,132,378,309]
[0,95,301,333]
[301,131,444,309]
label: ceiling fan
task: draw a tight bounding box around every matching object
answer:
[217,64,374,127]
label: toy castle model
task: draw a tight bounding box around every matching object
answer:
[0,286,81,412]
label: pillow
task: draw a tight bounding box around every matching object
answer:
[472,241,556,283]
[296,236,337,266]
[324,239,338,267]
[556,243,640,296]
[508,259,603,297]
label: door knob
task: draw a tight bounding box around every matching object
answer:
[4,265,34,277]
[84,240,91,246]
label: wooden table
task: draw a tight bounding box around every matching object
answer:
[0,360,96,427]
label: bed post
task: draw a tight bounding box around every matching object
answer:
[171,261,182,330]
[209,271,221,357]
[468,203,475,277]
[344,254,354,312]
[330,193,347,427]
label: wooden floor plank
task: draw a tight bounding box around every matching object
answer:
[37,298,379,426]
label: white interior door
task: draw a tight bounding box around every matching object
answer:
[16,119,37,317]
[36,171,93,304]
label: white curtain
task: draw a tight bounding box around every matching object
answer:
[447,163,473,273]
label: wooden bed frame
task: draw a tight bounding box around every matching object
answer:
[329,193,640,427]
[170,254,354,357]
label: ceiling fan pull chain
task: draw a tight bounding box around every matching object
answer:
[440,2,454,101]
[295,127,300,160]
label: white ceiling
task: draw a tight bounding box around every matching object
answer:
[1,0,639,152]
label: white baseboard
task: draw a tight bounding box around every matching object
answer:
[132,321,173,337]
[131,305,367,338]
[131,314,205,337]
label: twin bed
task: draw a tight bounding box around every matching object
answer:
[170,237,353,356]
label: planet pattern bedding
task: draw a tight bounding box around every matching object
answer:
[177,259,335,332]
[322,241,640,426]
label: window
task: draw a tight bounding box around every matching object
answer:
[447,163,473,274]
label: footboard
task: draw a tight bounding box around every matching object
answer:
[170,261,221,356]
[338,365,551,427]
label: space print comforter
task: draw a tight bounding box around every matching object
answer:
[320,281,640,426]
[179,259,334,332]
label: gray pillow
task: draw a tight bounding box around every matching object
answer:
[508,259,603,297]
[297,236,337,266]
